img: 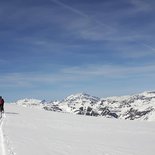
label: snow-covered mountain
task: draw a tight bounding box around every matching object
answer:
[14,91,155,121]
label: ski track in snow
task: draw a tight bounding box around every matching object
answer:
[0,113,6,155]
[0,113,16,155]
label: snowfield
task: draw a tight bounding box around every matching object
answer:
[1,104,155,155]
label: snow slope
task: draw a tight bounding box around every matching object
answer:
[1,104,155,155]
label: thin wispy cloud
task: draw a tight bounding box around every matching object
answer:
[0,71,84,87]
[62,64,155,78]
[1,63,155,89]
[130,0,152,12]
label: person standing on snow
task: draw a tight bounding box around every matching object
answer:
[0,96,4,113]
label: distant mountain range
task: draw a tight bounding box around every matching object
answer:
[15,91,155,121]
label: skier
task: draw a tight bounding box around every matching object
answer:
[0,96,4,113]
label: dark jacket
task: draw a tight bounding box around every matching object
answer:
[0,98,4,112]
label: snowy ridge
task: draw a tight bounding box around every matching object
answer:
[16,98,46,108]
[14,91,155,121]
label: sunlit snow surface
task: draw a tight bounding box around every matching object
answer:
[1,104,155,155]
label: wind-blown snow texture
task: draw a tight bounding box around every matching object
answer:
[16,91,155,121]
[1,104,155,155]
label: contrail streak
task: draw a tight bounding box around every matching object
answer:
[50,0,88,18]
[143,43,155,51]
[50,0,115,31]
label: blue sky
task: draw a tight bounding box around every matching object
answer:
[1,0,155,102]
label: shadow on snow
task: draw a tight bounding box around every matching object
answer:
[5,112,19,115]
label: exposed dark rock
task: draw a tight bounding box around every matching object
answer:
[43,106,62,112]
[124,108,153,120]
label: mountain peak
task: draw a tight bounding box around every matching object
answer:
[63,92,100,103]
